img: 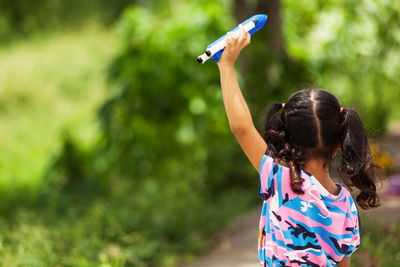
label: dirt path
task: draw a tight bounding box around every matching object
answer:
[179,122,400,267]
[179,207,261,267]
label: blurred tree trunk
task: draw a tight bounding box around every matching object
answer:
[233,0,310,128]
[234,0,284,55]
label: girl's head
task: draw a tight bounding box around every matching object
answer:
[264,88,381,210]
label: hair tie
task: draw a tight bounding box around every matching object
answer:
[340,107,343,113]
[282,103,285,109]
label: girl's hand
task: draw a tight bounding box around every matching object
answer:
[217,24,251,68]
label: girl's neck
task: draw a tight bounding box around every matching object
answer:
[304,158,340,195]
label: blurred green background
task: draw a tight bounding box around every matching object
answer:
[1,0,399,266]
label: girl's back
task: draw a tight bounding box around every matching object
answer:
[258,154,360,266]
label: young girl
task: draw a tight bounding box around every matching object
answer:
[217,26,381,266]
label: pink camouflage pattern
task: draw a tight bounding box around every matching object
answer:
[258,154,360,266]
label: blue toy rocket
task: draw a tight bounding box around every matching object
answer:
[197,14,268,64]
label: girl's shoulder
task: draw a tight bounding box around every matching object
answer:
[259,153,359,215]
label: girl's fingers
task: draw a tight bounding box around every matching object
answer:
[229,31,239,42]
[240,31,250,46]
[238,24,245,42]
[226,32,233,43]
[226,25,251,51]
[226,34,236,52]
[238,24,248,44]
[227,32,235,43]
[239,24,246,36]
[245,32,251,44]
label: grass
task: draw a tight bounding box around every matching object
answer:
[0,25,114,195]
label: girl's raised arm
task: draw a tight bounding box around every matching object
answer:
[217,25,267,172]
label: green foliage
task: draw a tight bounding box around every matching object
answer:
[102,0,249,191]
[0,26,113,211]
[84,1,258,264]
[283,0,400,135]
[0,1,257,266]
[0,0,134,41]
[351,215,400,266]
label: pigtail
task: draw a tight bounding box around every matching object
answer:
[263,103,286,156]
[264,103,305,194]
[340,108,381,210]
[285,150,305,194]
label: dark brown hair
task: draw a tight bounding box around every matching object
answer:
[263,88,381,210]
